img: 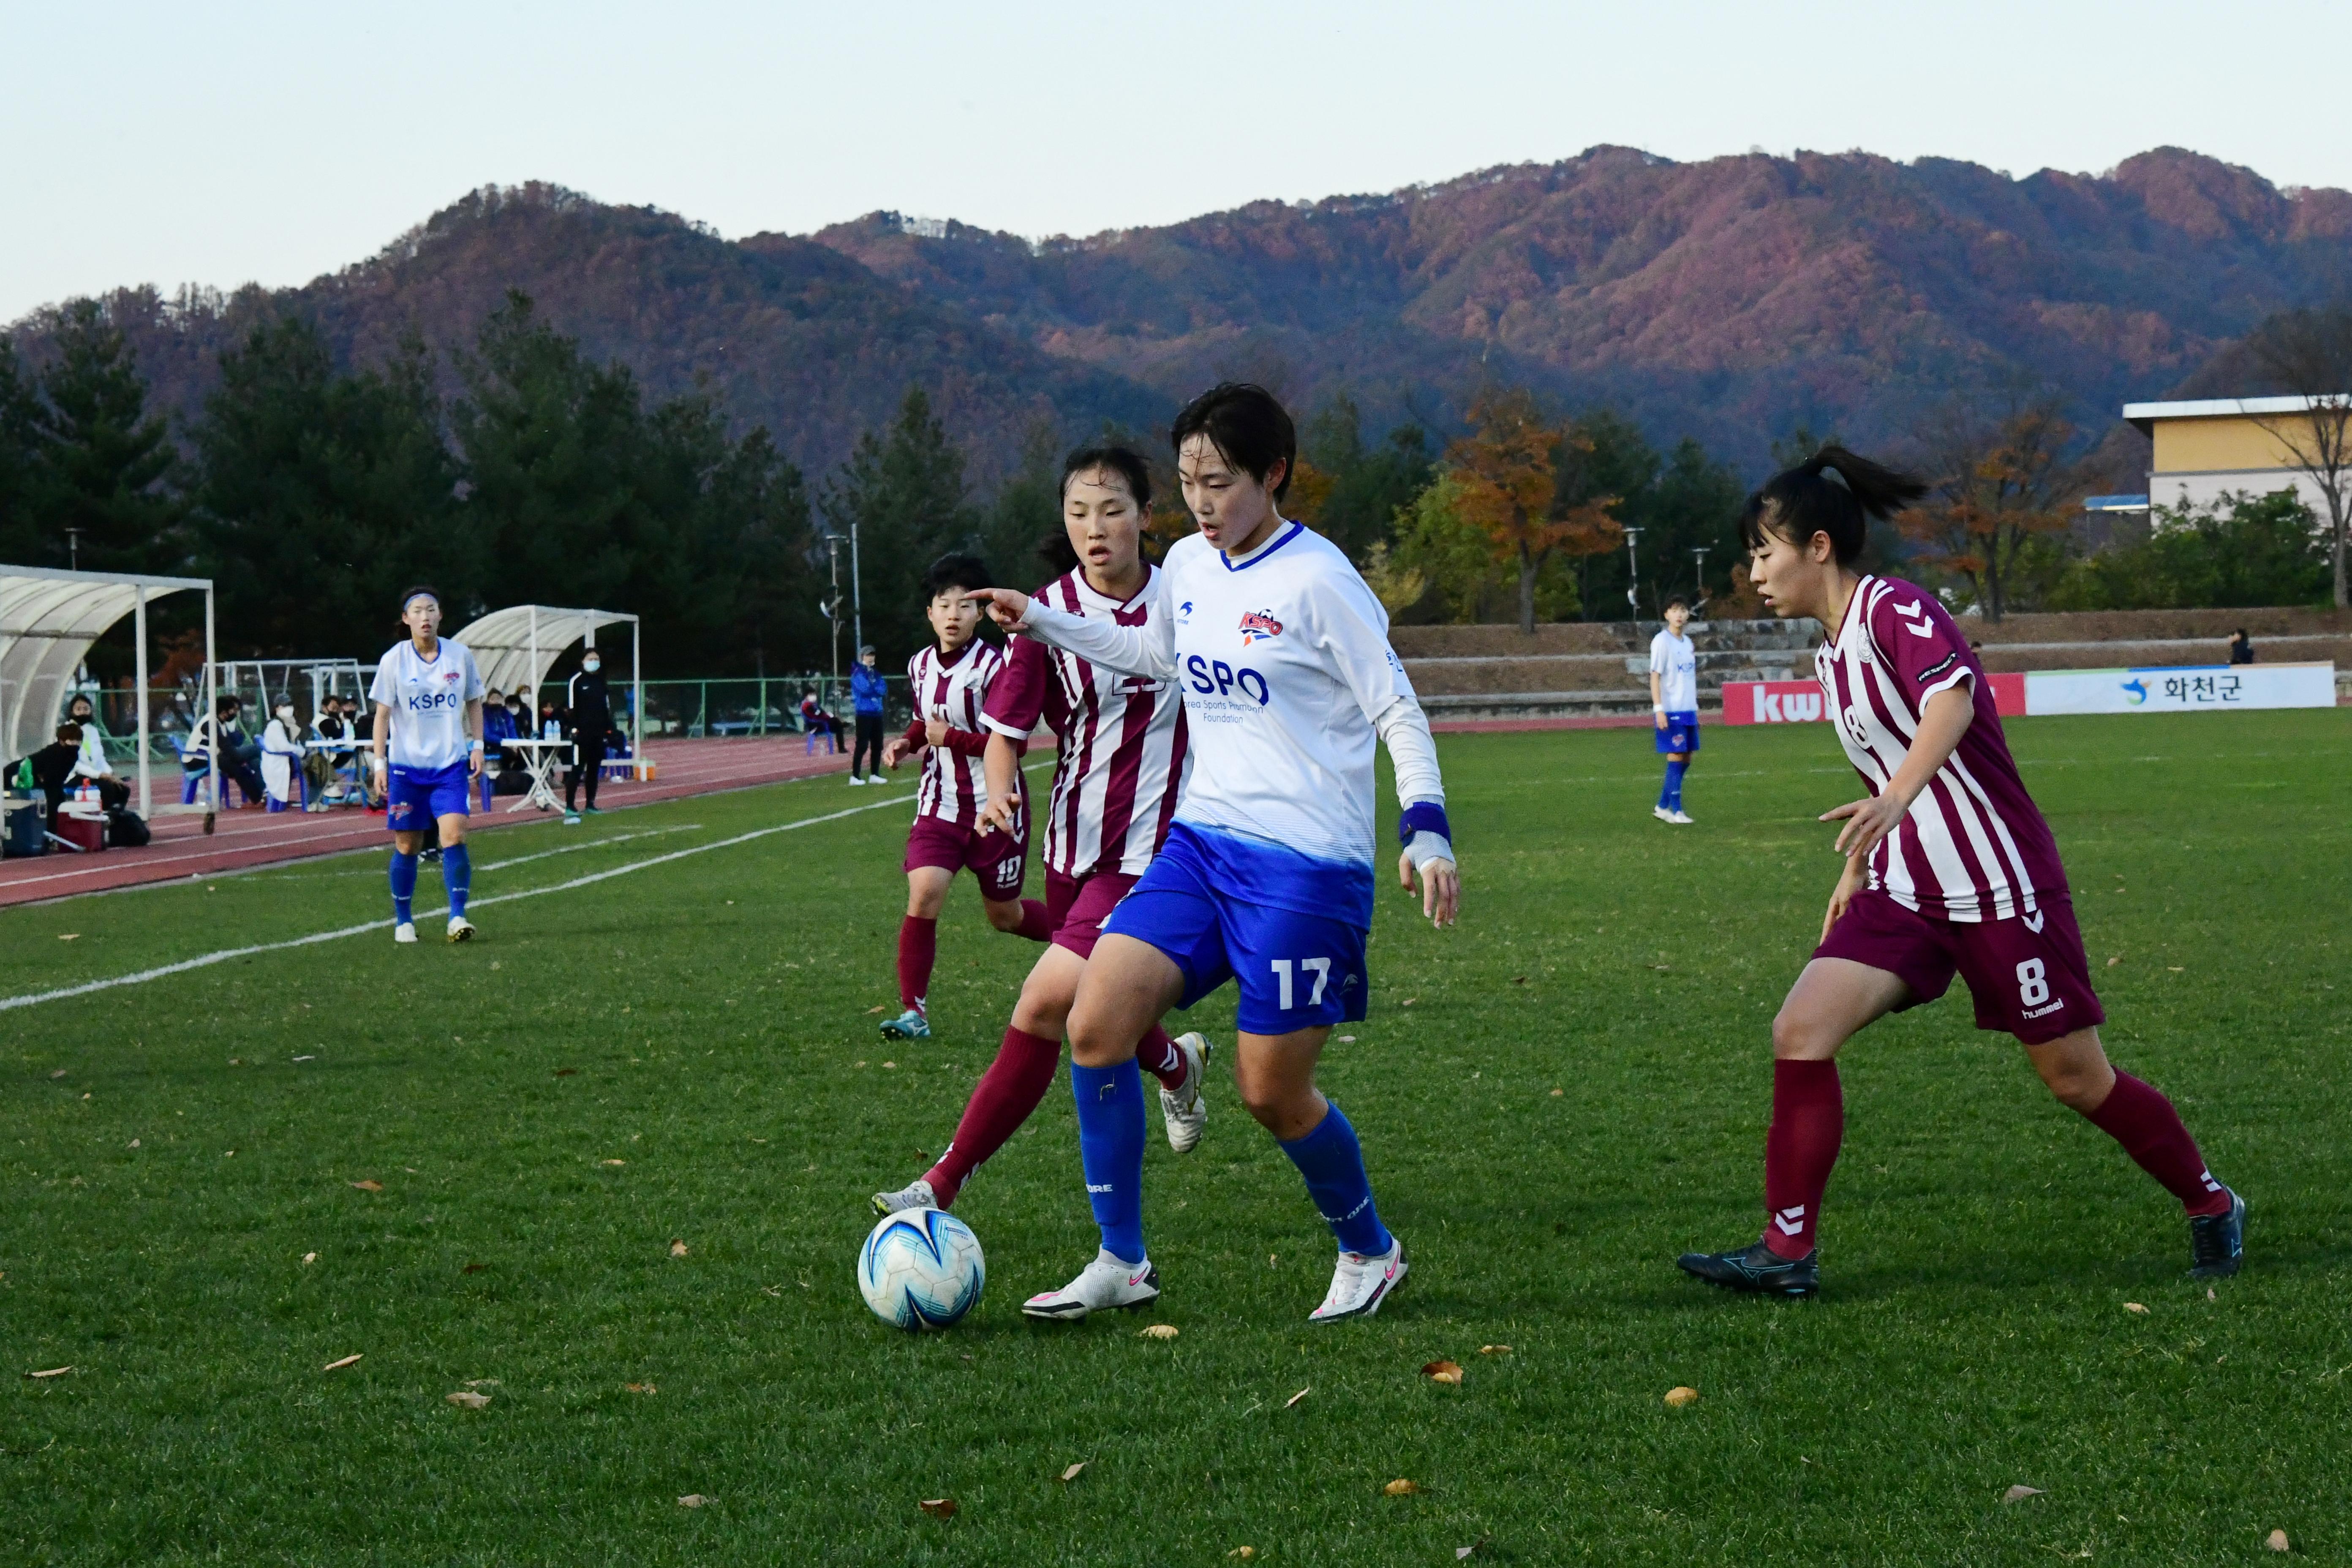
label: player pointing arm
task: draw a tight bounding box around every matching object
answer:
[984,383,1457,1327]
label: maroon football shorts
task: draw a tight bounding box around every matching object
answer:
[903,812,1027,901]
[1814,887,2105,1045]
[1043,868,1141,959]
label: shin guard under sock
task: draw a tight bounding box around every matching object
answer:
[1763,1059,1843,1258]
[440,843,471,920]
[924,1027,1061,1207]
[1070,1060,1146,1264]
[1280,1102,1391,1256]
[2083,1070,2230,1216]
[389,850,419,925]
[1661,759,1687,811]
[1013,898,1054,942]
[896,915,937,1015]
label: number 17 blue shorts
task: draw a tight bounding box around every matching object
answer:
[1102,824,1370,1035]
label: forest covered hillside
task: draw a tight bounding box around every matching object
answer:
[8,145,2347,479]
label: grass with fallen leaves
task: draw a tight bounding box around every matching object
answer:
[5,710,2350,1564]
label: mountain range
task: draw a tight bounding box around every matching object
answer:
[13,145,2349,487]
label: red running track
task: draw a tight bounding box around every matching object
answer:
[0,739,859,908]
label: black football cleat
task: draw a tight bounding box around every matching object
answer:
[1677,1240,1819,1297]
[2188,1187,2246,1280]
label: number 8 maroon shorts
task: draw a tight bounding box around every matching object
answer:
[902,814,1028,901]
[1813,887,2106,1045]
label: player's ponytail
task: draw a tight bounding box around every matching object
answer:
[1737,446,1926,565]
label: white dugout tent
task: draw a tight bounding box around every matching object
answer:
[0,564,220,820]
[449,604,643,757]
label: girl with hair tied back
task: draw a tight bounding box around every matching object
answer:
[1676,447,2243,1297]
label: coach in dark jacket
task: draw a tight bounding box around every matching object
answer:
[564,653,613,818]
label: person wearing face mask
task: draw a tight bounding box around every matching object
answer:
[62,694,130,813]
[260,698,309,810]
[564,650,612,823]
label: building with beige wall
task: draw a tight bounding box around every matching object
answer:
[2126,395,2348,517]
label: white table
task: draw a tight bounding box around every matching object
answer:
[497,738,573,814]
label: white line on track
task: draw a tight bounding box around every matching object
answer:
[0,792,921,1014]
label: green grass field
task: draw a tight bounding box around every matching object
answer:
[5,712,2349,1565]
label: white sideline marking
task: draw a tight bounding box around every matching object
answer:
[253,825,704,881]
[0,793,920,1014]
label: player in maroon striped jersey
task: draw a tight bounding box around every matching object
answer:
[876,554,1054,1041]
[1679,448,2243,1296]
[872,448,1212,1217]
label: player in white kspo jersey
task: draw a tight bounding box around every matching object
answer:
[868,445,1212,1221]
[368,587,485,945]
[974,384,1460,1325]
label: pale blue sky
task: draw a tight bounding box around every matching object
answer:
[3,0,2345,323]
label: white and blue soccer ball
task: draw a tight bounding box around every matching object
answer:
[858,1207,985,1331]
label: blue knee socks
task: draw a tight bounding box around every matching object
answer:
[1280,1101,1392,1256]
[1070,1060,1147,1265]
[441,842,471,920]
[389,850,418,924]
[1660,760,1687,811]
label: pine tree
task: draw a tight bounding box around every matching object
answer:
[818,386,979,662]
[0,338,40,564]
[27,300,182,573]
[190,314,459,654]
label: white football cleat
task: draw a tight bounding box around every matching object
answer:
[446,916,476,943]
[393,921,418,945]
[1021,1247,1161,1320]
[1667,809,1695,825]
[1159,1032,1212,1153]
[1309,1236,1407,1323]
[1652,805,1674,823]
[869,1177,937,1218]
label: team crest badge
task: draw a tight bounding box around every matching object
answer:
[1238,610,1284,646]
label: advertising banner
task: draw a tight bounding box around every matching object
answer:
[1720,664,2333,723]
[2024,662,2335,715]
[1721,672,2025,724]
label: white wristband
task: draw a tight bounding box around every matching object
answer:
[1405,830,1455,870]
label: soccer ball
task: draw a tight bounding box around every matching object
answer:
[858,1207,985,1331]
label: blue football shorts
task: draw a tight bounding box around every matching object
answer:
[387,760,473,831]
[1655,711,1700,754]
[1102,832,1370,1034]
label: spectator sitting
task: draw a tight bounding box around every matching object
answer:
[307,696,355,803]
[25,724,85,832]
[799,688,838,749]
[2228,627,2256,665]
[483,689,521,746]
[63,694,130,812]
[539,700,564,740]
[185,695,265,806]
[261,699,308,809]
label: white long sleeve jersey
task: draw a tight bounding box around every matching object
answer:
[1018,520,1444,928]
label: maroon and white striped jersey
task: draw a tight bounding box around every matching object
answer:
[908,640,1004,827]
[982,566,1190,878]
[1816,576,2069,923]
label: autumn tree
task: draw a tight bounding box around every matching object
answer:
[2244,304,2352,609]
[1446,388,1620,633]
[1899,402,2080,621]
